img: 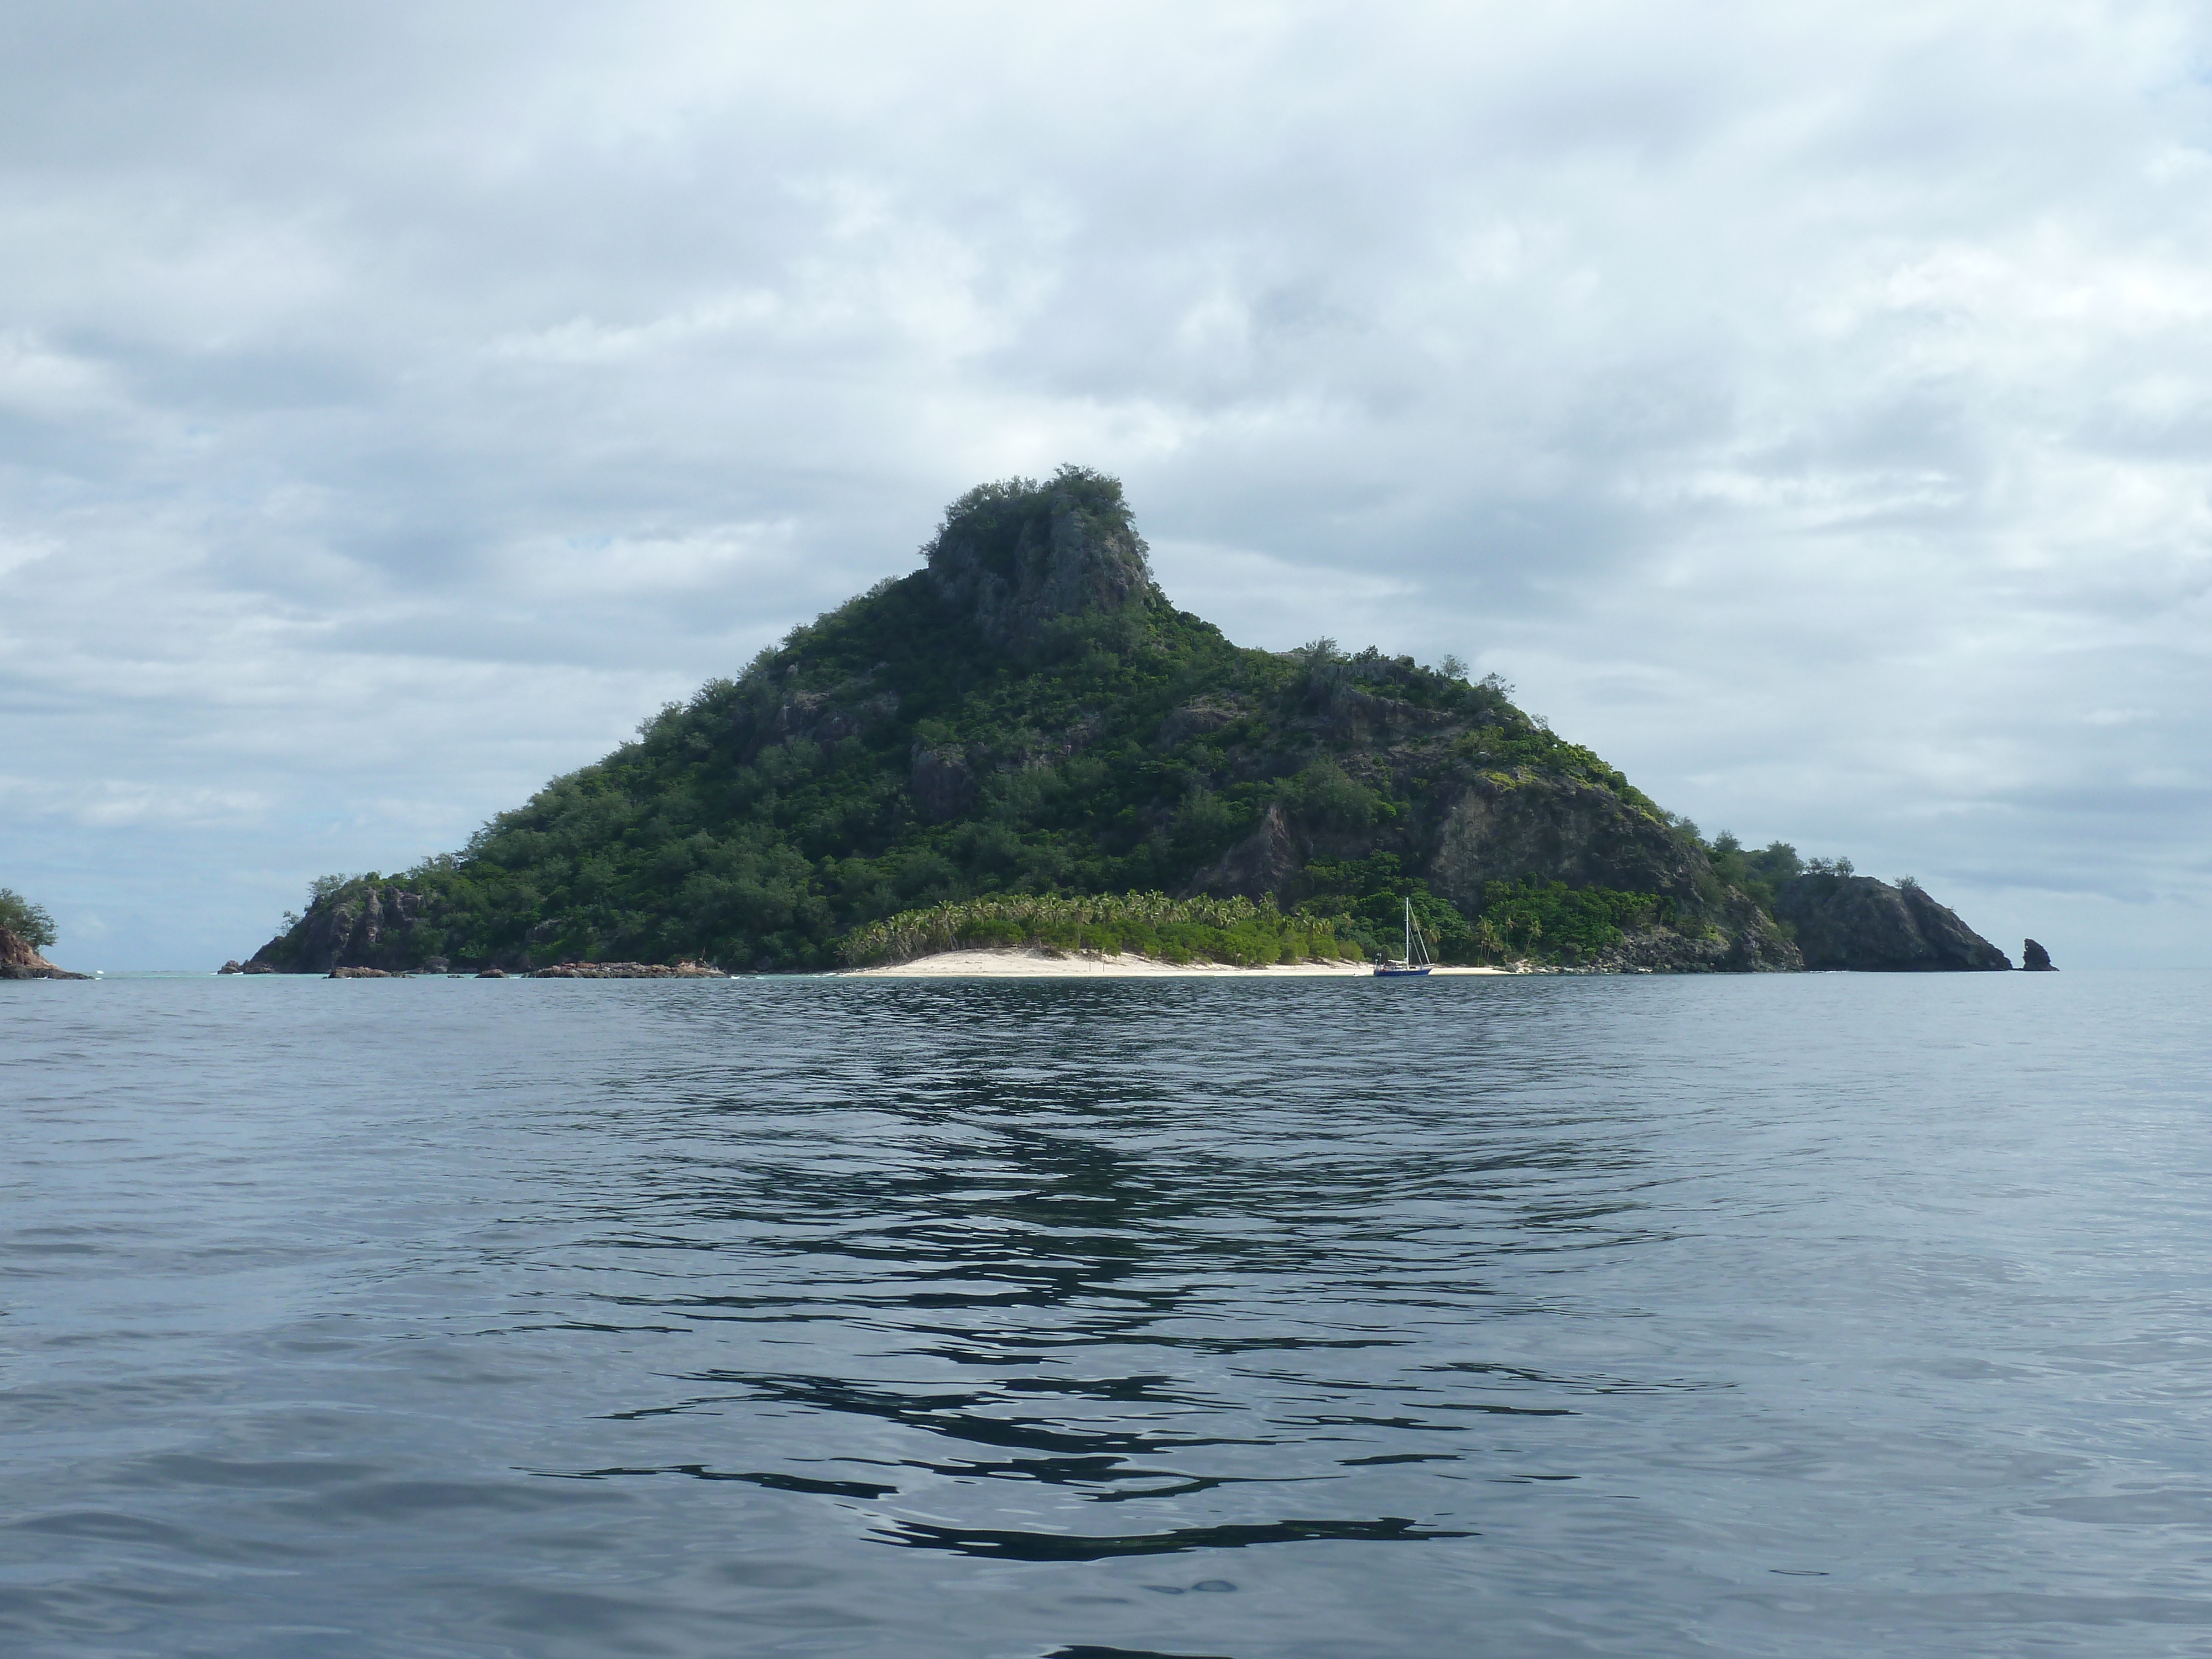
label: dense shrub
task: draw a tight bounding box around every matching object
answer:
[1476,880,1674,958]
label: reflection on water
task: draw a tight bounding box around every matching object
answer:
[4,971,2210,1657]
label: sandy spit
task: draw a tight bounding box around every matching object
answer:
[839,948,1511,979]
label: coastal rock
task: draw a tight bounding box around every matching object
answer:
[476,967,508,978]
[529,960,728,978]
[2022,938,2056,971]
[1773,875,2011,971]
[0,924,89,980]
[329,965,410,978]
[218,960,243,974]
[1575,903,1803,974]
[242,959,275,974]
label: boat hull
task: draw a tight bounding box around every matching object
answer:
[1373,965,1432,977]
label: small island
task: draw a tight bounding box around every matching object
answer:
[0,889,87,979]
[234,469,2019,979]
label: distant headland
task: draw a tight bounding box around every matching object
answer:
[234,468,2022,979]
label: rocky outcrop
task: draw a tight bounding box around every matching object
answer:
[1187,801,1303,899]
[751,680,900,758]
[217,959,276,974]
[1774,875,2011,971]
[2022,938,2056,971]
[926,470,1155,653]
[1715,898,1806,972]
[330,966,410,979]
[910,747,977,822]
[1427,776,1704,908]
[0,925,88,979]
[251,883,430,973]
[1152,697,1239,749]
[530,961,727,978]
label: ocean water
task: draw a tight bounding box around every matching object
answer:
[4,969,2208,1658]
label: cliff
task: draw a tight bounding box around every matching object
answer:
[1774,875,2011,971]
[242,467,1993,975]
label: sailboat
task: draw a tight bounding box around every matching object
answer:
[1373,898,1434,977]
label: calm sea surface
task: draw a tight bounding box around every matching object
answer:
[4,969,2209,1658]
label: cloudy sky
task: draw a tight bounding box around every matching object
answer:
[2,1,2206,969]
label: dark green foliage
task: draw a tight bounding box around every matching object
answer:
[1295,855,1480,963]
[261,474,1787,973]
[1704,834,1808,911]
[0,886,56,950]
[1476,880,1676,960]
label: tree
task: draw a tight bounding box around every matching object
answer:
[0,888,56,950]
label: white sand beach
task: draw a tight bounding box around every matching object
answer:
[842,948,1512,978]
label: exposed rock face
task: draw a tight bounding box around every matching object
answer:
[1427,776,1705,909]
[911,747,978,823]
[1547,919,1796,973]
[2022,938,2056,971]
[1183,768,1804,972]
[252,883,430,973]
[0,925,87,979]
[753,681,900,757]
[925,473,1155,653]
[1775,875,2011,971]
[1189,801,1302,898]
[330,966,410,979]
[1152,697,1237,749]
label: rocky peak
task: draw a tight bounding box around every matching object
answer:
[924,466,1155,653]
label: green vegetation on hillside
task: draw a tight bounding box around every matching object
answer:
[1475,879,1676,959]
[1703,833,1809,910]
[0,888,56,950]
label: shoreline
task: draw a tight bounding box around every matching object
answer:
[839,947,1511,979]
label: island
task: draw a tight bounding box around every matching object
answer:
[238,468,2015,978]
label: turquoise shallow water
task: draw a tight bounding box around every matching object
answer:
[3,969,2209,1657]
